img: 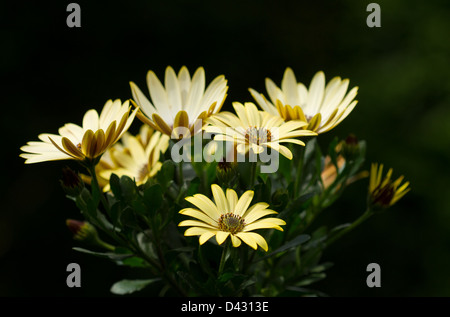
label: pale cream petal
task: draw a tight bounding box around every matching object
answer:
[122,134,146,164]
[244,218,286,232]
[238,232,269,251]
[305,71,325,114]
[226,189,238,213]
[179,208,218,226]
[20,152,71,164]
[178,220,216,229]
[265,77,285,105]
[58,123,84,142]
[147,70,172,123]
[186,194,221,219]
[211,184,229,214]
[99,99,121,130]
[186,67,205,114]
[177,66,191,104]
[266,142,293,160]
[199,75,228,116]
[281,67,300,106]
[232,102,250,128]
[234,190,254,217]
[321,78,349,116]
[236,143,250,155]
[297,83,308,106]
[242,203,273,223]
[244,102,261,127]
[130,82,156,117]
[230,234,242,247]
[165,66,182,112]
[216,231,230,245]
[199,231,216,244]
[82,109,100,131]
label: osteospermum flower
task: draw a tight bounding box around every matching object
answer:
[204,102,317,160]
[249,68,358,133]
[130,66,228,139]
[368,163,410,209]
[99,125,170,188]
[20,99,138,164]
[178,184,286,251]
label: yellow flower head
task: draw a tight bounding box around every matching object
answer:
[130,66,228,139]
[178,184,286,251]
[368,163,410,209]
[249,68,358,134]
[98,125,170,189]
[20,99,138,164]
[204,102,317,160]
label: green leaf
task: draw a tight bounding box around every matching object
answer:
[119,256,150,268]
[72,247,132,260]
[157,160,175,189]
[296,273,327,287]
[109,174,122,198]
[143,183,163,214]
[110,278,161,295]
[120,175,137,202]
[255,234,310,262]
[310,262,334,273]
[327,136,340,168]
[185,177,200,197]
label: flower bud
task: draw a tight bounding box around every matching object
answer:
[60,167,84,196]
[66,219,98,242]
[368,163,410,211]
[341,134,359,161]
[66,219,114,251]
[216,158,238,186]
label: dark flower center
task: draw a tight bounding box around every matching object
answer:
[218,213,245,234]
[245,127,272,145]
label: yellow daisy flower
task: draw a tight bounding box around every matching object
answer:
[368,163,410,209]
[130,66,228,139]
[20,99,138,164]
[204,102,317,160]
[178,184,286,251]
[249,68,358,133]
[98,125,170,188]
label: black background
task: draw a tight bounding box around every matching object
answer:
[1,0,450,297]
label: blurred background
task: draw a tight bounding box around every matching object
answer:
[1,0,449,296]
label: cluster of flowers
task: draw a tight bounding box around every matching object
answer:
[21,66,410,253]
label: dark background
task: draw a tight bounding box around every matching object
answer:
[1,0,450,297]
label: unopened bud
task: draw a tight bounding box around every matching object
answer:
[216,158,238,186]
[66,219,114,251]
[368,163,410,211]
[342,134,359,161]
[60,167,84,196]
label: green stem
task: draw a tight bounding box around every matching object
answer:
[249,162,258,189]
[326,209,373,247]
[218,240,230,276]
[178,161,184,186]
[94,237,115,251]
[293,146,305,199]
[86,163,110,213]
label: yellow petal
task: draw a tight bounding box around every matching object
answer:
[211,184,229,214]
[216,231,230,245]
[185,194,220,219]
[234,190,254,217]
